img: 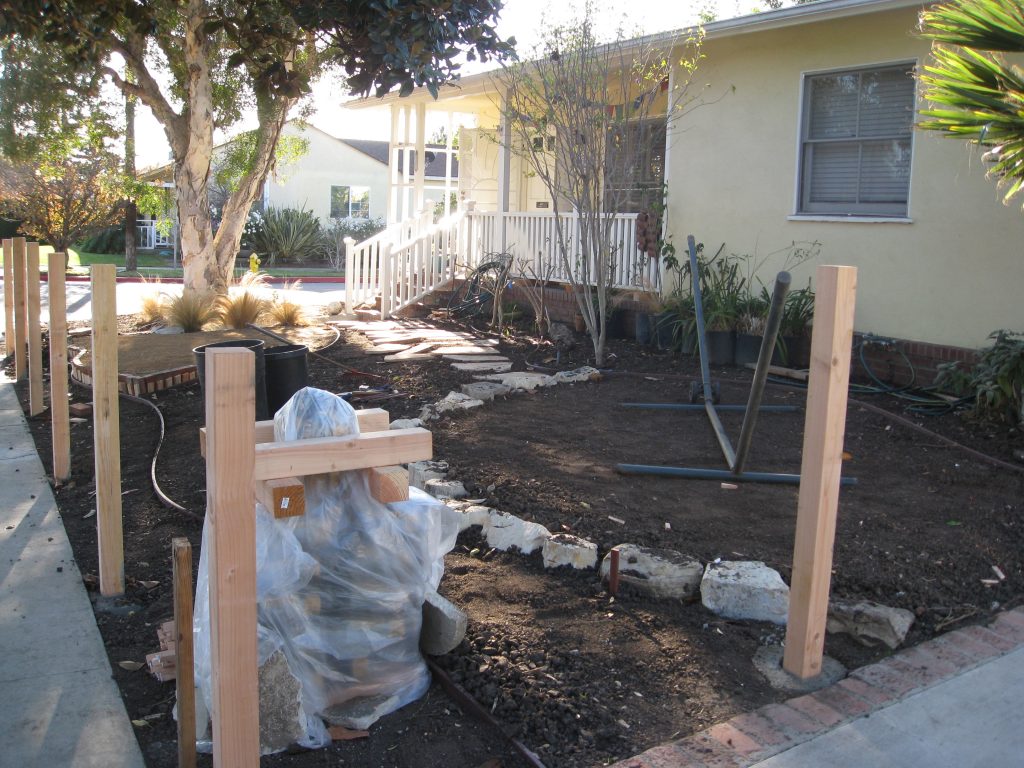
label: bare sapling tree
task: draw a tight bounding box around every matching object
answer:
[514,253,557,338]
[500,9,705,365]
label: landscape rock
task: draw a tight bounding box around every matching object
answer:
[420,391,484,421]
[421,590,469,655]
[474,372,556,392]
[407,460,448,490]
[389,418,423,430]
[542,534,598,570]
[827,600,915,649]
[460,381,512,401]
[701,561,790,625]
[425,478,468,500]
[452,361,513,373]
[455,504,493,532]
[599,544,703,600]
[258,649,306,754]
[552,366,602,384]
[485,510,551,554]
[547,322,576,347]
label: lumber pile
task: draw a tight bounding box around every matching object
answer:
[146,620,177,682]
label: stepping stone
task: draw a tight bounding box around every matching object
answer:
[442,354,509,362]
[451,361,512,373]
[365,344,411,355]
[428,346,499,356]
[474,372,556,391]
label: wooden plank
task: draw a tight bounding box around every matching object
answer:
[48,257,71,481]
[2,238,13,356]
[255,477,305,518]
[365,465,409,503]
[253,428,432,481]
[26,242,44,415]
[199,408,391,457]
[783,266,857,680]
[204,348,259,767]
[91,265,123,597]
[12,237,27,380]
[172,538,197,768]
[742,362,809,381]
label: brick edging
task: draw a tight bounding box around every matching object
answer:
[611,607,1024,768]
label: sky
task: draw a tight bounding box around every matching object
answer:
[134,0,764,168]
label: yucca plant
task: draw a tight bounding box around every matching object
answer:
[248,206,322,265]
[918,0,1024,208]
[164,292,218,333]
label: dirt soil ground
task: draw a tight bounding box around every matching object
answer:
[10,312,1024,768]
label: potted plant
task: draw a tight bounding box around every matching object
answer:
[779,280,815,368]
[734,292,769,366]
[700,250,744,366]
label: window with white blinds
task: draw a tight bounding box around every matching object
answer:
[799,64,916,217]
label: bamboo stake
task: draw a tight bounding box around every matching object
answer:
[783,266,857,680]
[173,538,197,768]
[49,256,70,481]
[91,264,124,596]
[2,238,13,356]
[26,242,44,415]
[12,237,27,380]
[205,347,259,767]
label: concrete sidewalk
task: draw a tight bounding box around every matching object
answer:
[0,376,145,767]
[615,609,1024,768]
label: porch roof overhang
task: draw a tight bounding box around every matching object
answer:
[343,0,925,111]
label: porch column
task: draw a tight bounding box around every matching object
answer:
[496,93,512,252]
[388,104,400,225]
[444,110,455,218]
[414,102,427,214]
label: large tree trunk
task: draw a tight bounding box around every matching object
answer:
[124,63,137,272]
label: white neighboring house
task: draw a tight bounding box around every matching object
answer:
[136,121,459,248]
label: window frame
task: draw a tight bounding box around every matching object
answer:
[796,61,917,219]
[330,184,371,219]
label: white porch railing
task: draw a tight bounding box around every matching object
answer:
[344,206,657,319]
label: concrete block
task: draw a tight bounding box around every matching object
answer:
[599,544,703,600]
[552,366,602,384]
[827,600,916,649]
[485,510,551,554]
[701,560,790,625]
[408,460,448,490]
[421,590,468,655]
[542,534,598,570]
[425,478,468,500]
[474,372,556,392]
[460,381,512,401]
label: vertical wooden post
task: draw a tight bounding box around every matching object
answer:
[205,347,258,767]
[2,238,13,356]
[91,264,124,597]
[173,537,197,768]
[26,242,44,415]
[49,256,71,482]
[12,237,27,380]
[783,265,857,680]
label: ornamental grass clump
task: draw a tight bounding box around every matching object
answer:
[266,281,308,327]
[164,292,218,333]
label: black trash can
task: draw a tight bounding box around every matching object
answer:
[193,338,269,420]
[264,344,309,417]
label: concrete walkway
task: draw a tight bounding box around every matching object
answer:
[0,377,145,767]
[614,609,1024,768]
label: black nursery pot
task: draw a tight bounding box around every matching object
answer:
[193,338,269,420]
[264,344,309,416]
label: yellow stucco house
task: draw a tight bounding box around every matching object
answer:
[346,0,1023,371]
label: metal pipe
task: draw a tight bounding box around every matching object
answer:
[616,464,858,486]
[686,235,714,396]
[733,272,791,474]
[706,400,737,469]
[622,403,799,413]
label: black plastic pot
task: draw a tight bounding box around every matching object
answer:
[705,330,736,366]
[635,311,653,345]
[265,344,309,416]
[780,334,811,368]
[193,338,269,420]
[734,333,763,366]
[654,311,677,351]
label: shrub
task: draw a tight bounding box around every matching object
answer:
[78,226,125,255]
[320,217,386,270]
[248,207,322,264]
[164,292,218,332]
[937,330,1024,426]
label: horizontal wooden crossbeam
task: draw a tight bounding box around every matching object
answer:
[199,408,392,457]
[254,428,431,481]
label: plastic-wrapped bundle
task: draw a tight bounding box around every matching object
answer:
[193,387,459,752]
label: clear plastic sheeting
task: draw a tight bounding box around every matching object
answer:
[193,387,459,753]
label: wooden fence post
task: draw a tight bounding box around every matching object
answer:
[91,264,124,596]
[205,347,259,767]
[27,242,44,415]
[12,237,27,380]
[173,537,197,768]
[2,238,13,356]
[49,256,71,481]
[783,265,857,680]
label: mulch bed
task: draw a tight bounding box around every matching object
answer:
[8,313,1024,768]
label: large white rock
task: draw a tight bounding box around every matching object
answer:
[474,372,556,392]
[701,561,790,625]
[543,534,598,570]
[460,381,512,401]
[552,366,602,384]
[600,544,703,600]
[420,391,484,421]
[455,504,494,532]
[425,478,468,500]
[827,600,915,649]
[408,460,448,490]
[485,510,551,554]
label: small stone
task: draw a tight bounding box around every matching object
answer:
[827,599,915,649]
[701,561,790,625]
[542,534,598,570]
